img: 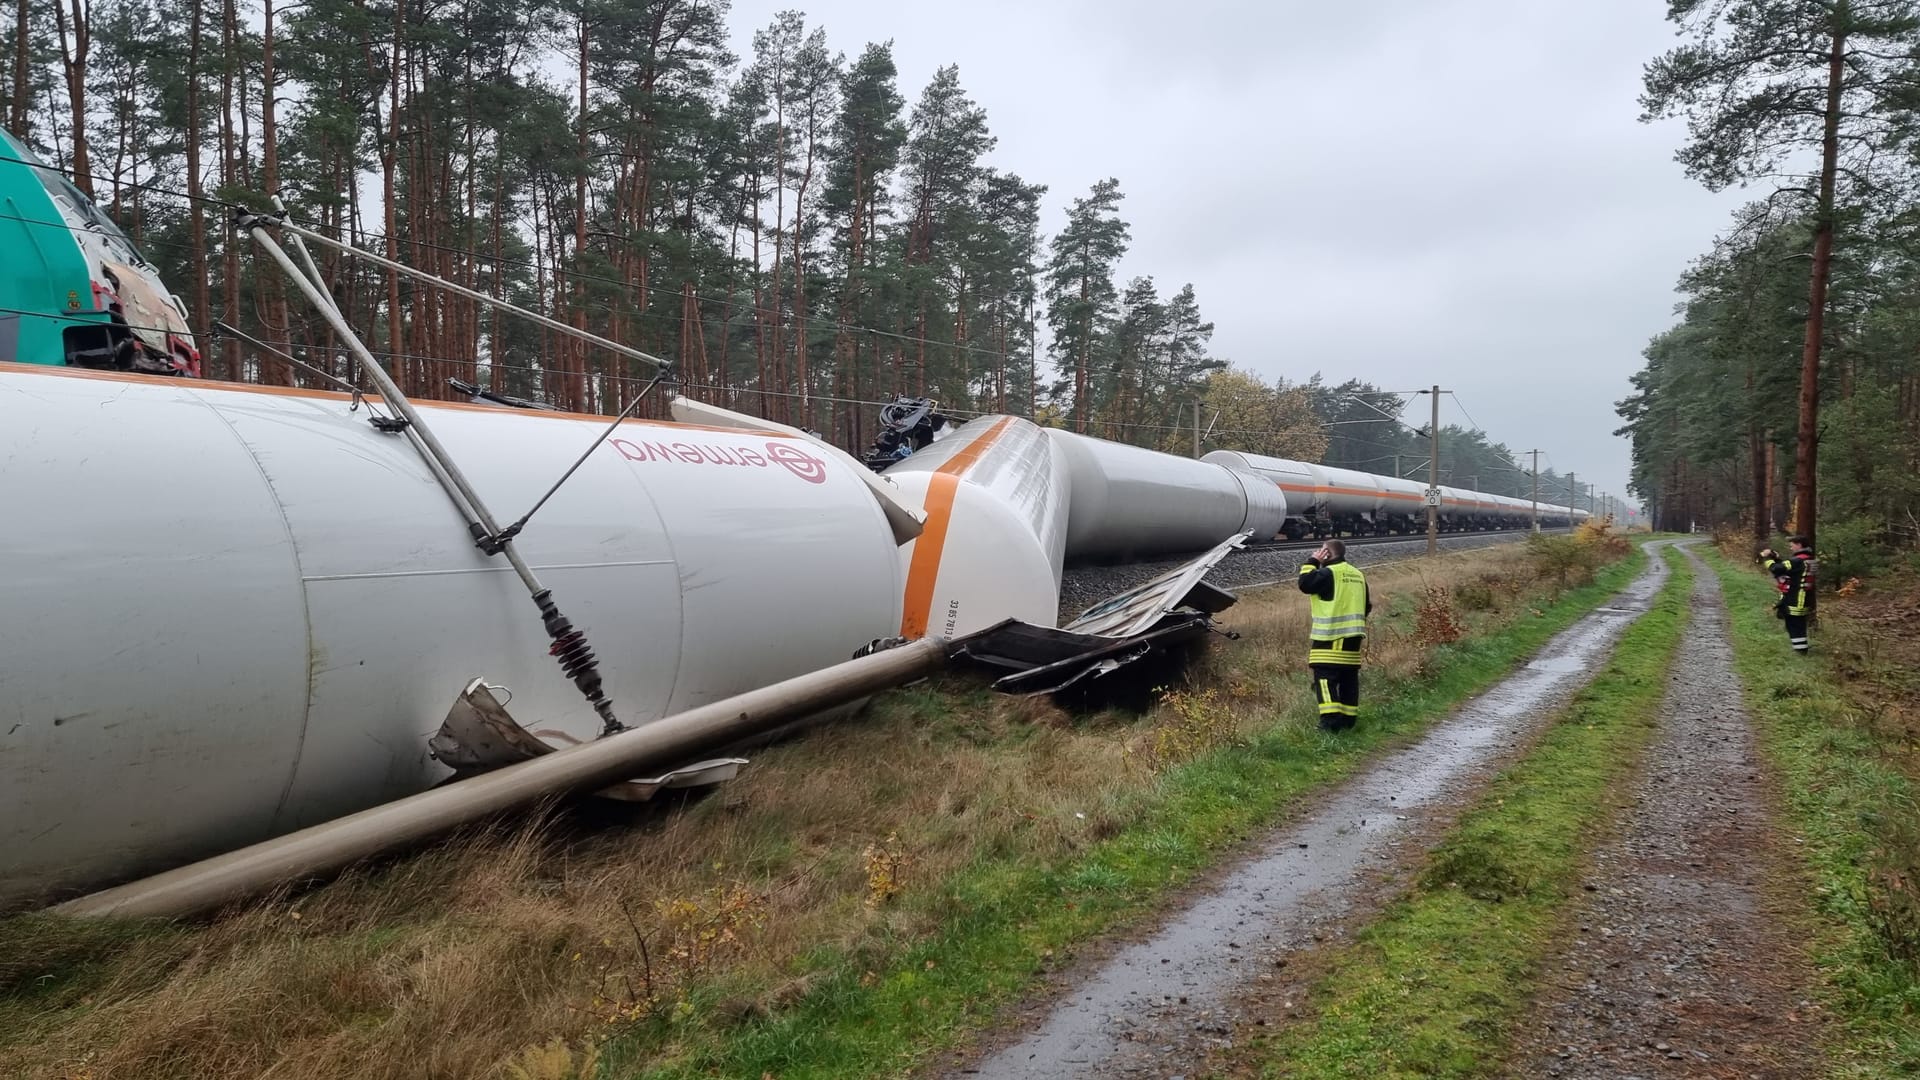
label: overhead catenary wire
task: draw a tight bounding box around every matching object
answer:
[243,213,632,740]
[0,297,1489,453]
[0,302,1376,443]
[0,146,1038,376]
[19,149,1621,513]
[7,148,1506,449]
[2,154,1579,468]
[0,153,247,214]
[1446,390,1487,435]
[5,151,1041,370]
[8,154,1344,444]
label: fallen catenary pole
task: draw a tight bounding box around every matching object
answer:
[54,638,951,920]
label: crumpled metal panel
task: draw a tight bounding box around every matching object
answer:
[429,678,746,801]
[1061,532,1249,638]
[952,536,1246,701]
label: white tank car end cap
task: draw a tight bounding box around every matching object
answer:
[429,677,747,802]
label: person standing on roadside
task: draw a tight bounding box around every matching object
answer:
[1759,536,1816,655]
[1298,538,1371,731]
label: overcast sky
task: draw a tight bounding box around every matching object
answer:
[724,0,1747,509]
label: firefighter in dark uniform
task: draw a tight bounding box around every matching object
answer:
[1759,536,1816,654]
[1298,539,1371,731]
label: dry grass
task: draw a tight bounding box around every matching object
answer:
[1,543,1579,1080]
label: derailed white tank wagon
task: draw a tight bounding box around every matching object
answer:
[0,363,907,909]
[882,415,1071,640]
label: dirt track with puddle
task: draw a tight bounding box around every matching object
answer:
[943,542,1677,1079]
[1501,540,1829,1078]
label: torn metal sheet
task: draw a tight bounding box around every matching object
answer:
[954,537,1246,701]
[959,615,1216,697]
[1061,532,1249,638]
[428,678,746,801]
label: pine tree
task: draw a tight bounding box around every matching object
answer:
[900,64,993,395]
[822,41,906,444]
[1641,0,1920,547]
[1045,177,1128,432]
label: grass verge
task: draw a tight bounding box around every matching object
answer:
[606,546,1652,1079]
[0,541,1644,1080]
[1704,547,1920,1076]
[1236,542,1689,1078]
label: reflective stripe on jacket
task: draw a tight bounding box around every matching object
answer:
[1762,551,1816,616]
[1300,559,1368,666]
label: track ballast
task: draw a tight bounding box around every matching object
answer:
[1057,529,1568,623]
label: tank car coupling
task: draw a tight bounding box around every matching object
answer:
[532,589,627,737]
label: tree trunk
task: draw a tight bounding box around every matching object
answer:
[834,147,864,430]
[185,0,209,363]
[1074,266,1089,432]
[750,168,767,416]
[258,0,290,384]
[1793,25,1846,549]
[490,150,507,391]
[914,303,926,396]
[790,120,815,431]
[10,0,28,136]
[219,0,239,380]
[1749,367,1768,546]
[383,0,403,393]
[572,14,590,413]
[55,0,89,195]
[769,67,788,422]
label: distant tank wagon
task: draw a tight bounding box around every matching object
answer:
[1203,448,1585,538]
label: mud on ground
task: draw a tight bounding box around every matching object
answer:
[1500,541,1831,1078]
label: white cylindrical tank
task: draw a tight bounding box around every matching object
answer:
[1222,467,1289,541]
[883,415,1069,640]
[1051,431,1272,561]
[1203,450,1323,521]
[0,364,904,908]
[1316,465,1386,522]
[1377,474,1426,528]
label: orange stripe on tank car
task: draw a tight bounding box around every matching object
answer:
[1276,482,1422,501]
[898,417,1017,639]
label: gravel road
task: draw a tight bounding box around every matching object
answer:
[946,542,1675,1080]
[1500,540,1830,1078]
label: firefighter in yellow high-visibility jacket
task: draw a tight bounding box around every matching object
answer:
[1298,539,1372,731]
[1759,536,1816,655]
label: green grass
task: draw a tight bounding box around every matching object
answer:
[605,547,1654,1078]
[1242,543,1691,1078]
[1704,547,1920,1076]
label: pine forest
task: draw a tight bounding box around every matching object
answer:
[0,0,1606,508]
[1621,0,1920,571]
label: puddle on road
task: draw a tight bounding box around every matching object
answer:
[956,544,1676,1080]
